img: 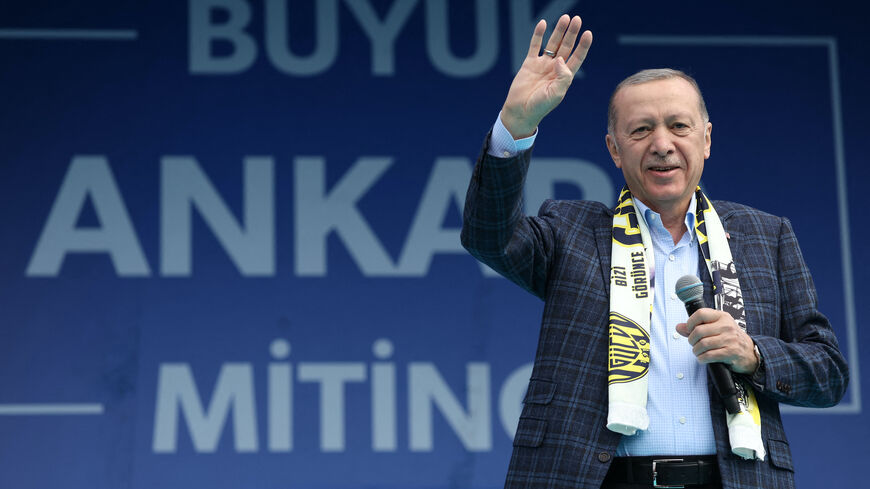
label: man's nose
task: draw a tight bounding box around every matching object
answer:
[649,129,675,157]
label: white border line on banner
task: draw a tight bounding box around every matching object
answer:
[0,29,137,40]
[0,25,124,420]
[0,403,104,415]
[0,25,126,420]
[618,35,859,415]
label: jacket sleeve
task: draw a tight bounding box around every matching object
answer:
[748,217,850,408]
[460,137,557,299]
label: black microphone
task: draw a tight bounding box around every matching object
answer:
[675,275,741,415]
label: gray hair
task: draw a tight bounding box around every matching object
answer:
[607,68,709,136]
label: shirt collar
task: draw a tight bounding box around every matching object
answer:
[633,196,697,243]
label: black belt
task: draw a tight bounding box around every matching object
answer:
[603,455,720,488]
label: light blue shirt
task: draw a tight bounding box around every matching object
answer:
[488,115,716,455]
[618,199,716,456]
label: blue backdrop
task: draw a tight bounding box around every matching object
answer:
[1,1,866,488]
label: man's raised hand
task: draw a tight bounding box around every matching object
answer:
[500,15,592,139]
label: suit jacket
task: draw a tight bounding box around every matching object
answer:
[460,143,849,489]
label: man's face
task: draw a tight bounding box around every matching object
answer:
[605,78,712,214]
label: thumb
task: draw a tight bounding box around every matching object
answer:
[675,323,690,337]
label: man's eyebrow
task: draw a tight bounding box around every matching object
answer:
[665,112,696,121]
[624,116,656,127]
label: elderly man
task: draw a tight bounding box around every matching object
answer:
[461,14,848,489]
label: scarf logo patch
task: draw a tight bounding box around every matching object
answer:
[608,312,650,384]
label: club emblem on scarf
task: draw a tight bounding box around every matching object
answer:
[608,312,650,384]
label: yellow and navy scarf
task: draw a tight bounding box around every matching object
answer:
[606,186,765,461]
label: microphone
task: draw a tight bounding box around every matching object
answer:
[675,275,741,415]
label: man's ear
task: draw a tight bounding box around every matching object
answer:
[606,134,622,168]
[704,122,712,159]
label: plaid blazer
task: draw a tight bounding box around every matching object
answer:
[461,143,849,489]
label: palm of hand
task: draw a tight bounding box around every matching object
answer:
[500,15,592,139]
[508,57,573,127]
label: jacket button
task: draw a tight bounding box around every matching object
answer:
[598,452,611,463]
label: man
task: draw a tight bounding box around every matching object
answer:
[461,14,848,489]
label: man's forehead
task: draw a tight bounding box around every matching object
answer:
[613,78,700,107]
[612,78,704,126]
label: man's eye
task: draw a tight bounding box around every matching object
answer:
[631,127,649,135]
[672,122,691,132]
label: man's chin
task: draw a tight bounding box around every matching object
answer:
[645,191,694,211]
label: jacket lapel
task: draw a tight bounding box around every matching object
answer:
[595,211,614,296]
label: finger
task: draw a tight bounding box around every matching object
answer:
[548,57,574,98]
[686,308,721,329]
[693,327,743,358]
[687,322,722,346]
[543,14,571,56]
[555,16,582,59]
[695,346,732,365]
[692,335,721,356]
[525,19,547,59]
[695,350,719,364]
[688,327,703,346]
[554,56,573,81]
[675,323,689,337]
[566,30,593,74]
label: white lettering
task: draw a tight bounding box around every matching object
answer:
[187,0,586,77]
[524,157,615,214]
[152,363,258,453]
[498,362,533,438]
[150,339,538,454]
[160,156,274,276]
[265,0,339,76]
[396,157,500,277]
[344,0,419,76]
[189,0,257,74]
[26,156,150,276]
[268,339,293,451]
[425,0,498,77]
[294,156,395,276]
[31,155,613,278]
[297,362,367,452]
[396,157,469,275]
[409,362,491,451]
[371,338,397,451]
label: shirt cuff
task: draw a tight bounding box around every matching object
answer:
[486,112,537,158]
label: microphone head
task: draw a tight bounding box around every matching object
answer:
[675,275,704,304]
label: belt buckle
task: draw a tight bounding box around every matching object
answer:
[652,458,684,489]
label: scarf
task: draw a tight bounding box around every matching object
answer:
[606,186,765,461]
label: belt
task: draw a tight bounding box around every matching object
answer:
[604,455,720,488]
